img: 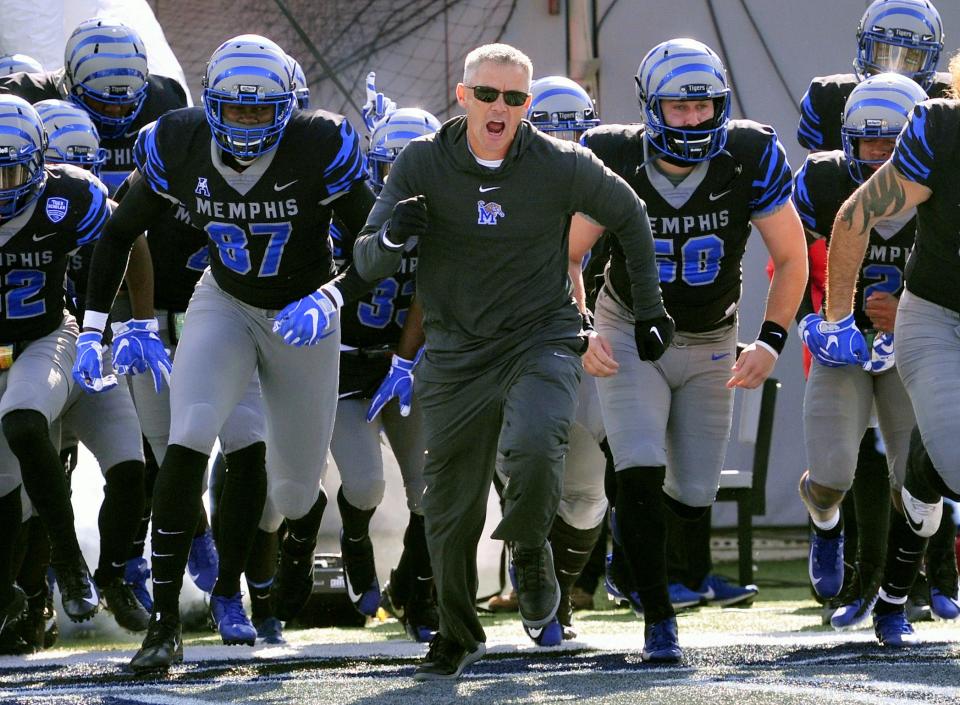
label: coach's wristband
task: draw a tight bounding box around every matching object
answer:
[755,319,788,358]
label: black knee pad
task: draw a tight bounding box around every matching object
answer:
[905,427,960,503]
[616,465,666,500]
[663,493,710,521]
[1,409,48,454]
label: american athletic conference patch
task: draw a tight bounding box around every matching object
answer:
[45,197,69,223]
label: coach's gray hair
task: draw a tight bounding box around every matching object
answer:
[462,44,533,87]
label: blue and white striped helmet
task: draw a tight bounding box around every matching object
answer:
[0,54,43,76]
[855,0,943,90]
[842,72,927,183]
[635,38,730,163]
[527,76,599,142]
[286,55,310,110]
[0,95,47,219]
[368,107,440,192]
[64,18,148,138]
[202,35,295,160]
[34,99,107,177]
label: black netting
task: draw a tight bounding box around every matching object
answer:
[150,0,518,127]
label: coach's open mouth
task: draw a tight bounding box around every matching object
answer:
[486,120,505,136]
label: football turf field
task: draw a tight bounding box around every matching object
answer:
[4,560,959,704]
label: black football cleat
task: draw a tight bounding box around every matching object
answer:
[274,541,315,622]
[129,611,183,674]
[51,558,100,622]
[100,577,151,632]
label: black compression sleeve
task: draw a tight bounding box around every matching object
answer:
[332,180,376,236]
[84,176,171,317]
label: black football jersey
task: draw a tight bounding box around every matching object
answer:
[583,121,793,333]
[134,107,368,309]
[797,72,951,152]
[0,70,188,195]
[890,99,960,313]
[330,213,418,397]
[793,150,914,331]
[0,165,109,341]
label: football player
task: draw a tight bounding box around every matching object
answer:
[824,50,960,647]
[0,16,214,607]
[0,54,42,77]
[795,75,928,636]
[75,34,376,673]
[796,0,957,624]
[798,0,947,152]
[34,99,152,633]
[0,94,150,635]
[573,38,807,662]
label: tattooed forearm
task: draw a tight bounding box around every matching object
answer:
[838,163,907,234]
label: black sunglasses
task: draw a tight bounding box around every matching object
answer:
[464,84,529,107]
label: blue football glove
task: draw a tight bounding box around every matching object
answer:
[273,287,341,346]
[361,71,397,132]
[798,313,869,368]
[862,332,895,374]
[111,318,173,393]
[366,351,420,422]
[73,331,118,393]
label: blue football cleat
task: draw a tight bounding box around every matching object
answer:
[930,585,960,621]
[830,594,879,631]
[124,557,153,613]
[340,530,381,617]
[668,583,704,609]
[642,616,683,663]
[210,593,256,646]
[255,616,286,645]
[696,574,758,607]
[809,531,844,599]
[523,617,564,647]
[874,609,917,647]
[187,528,219,594]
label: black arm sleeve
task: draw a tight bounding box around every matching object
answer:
[84,176,172,316]
[331,180,376,237]
[323,181,378,303]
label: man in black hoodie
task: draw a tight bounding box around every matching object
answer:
[353,43,669,680]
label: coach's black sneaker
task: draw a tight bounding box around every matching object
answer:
[412,633,486,681]
[511,541,561,629]
[274,540,315,622]
[51,558,100,622]
[340,529,381,617]
[100,577,150,632]
[129,611,183,674]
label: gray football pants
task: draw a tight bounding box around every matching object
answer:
[330,396,426,513]
[167,270,337,529]
[594,288,736,507]
[125,305,266,466]
[803,358,914,492]
[895,289,960,494]
[0,315,75,520]
[419,340,582,650]
[60,347,145,472]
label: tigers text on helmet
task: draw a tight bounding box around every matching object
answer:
[854,0,943,90]
[202,35,296,160]
[527,76,599,142]
[842,71,927,183]
[63,18,148,138]
[635,38,731,164]
[367,107,440,192]
[286,54,310,110]
[34,99,107,177]
[0,54,43,76]
[0,95,48,219]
